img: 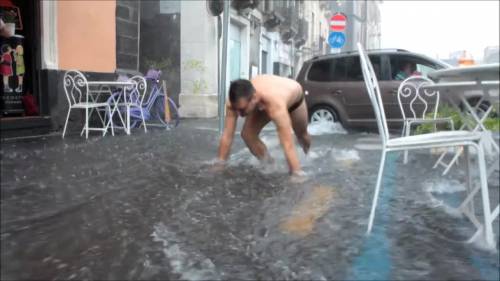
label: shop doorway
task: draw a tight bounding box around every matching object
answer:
[0,0,40,118]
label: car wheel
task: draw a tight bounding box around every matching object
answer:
[309,106,339,124]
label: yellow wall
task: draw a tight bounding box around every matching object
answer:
[58,1,116,72]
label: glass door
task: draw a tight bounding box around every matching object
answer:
[228,23,241,82]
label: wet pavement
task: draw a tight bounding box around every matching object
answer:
[1,119,499,280]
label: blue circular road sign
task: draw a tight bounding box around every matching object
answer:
[328,32,346,49]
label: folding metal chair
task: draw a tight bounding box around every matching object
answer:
[357,43,497,249]
[62,70,114,139]
[397,76,454,164]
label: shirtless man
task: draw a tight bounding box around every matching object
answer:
[216,75,311,175]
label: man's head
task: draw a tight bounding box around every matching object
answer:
[229,79,256,116]
[402,62,416,76]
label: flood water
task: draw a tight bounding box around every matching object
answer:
[1,120,499,280]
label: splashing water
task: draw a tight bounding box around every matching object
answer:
[307,121,347,136]
[152,223,221,281]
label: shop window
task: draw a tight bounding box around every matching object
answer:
[0,0,39,117]
[116,1,140,71]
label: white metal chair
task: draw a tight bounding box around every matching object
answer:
[125,75,148,133]
[397,76,455,164]
[357,43,497,248]
[62,70,114,139]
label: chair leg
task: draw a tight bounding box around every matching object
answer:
[85,107,89,139]
[126,105,131,135]
[433,150,447,169]
[477,142,495,248]
[403,122,411,164]
[108,105,115,136]
[62,108,71,139]
[140,107,147,133]
[367,150,387,234]
[401,122,407,137]
[442,147,463,175]
[464,146,475,216]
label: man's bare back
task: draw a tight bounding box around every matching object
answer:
[250,75,303,113]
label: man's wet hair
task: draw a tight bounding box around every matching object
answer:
[229,79,255,103]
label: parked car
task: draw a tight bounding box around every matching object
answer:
[296,49,450,130]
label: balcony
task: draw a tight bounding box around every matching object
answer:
[261,0,285,30]
[294,18,308,48]
[277,1,299,43]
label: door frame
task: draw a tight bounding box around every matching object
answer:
[225,14,250,92]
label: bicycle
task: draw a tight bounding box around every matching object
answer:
[107,70,180,131]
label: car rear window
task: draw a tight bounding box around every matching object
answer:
[307,55,383,82]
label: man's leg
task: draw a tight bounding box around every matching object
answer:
[241,111,271,161]
[290,100,311,154]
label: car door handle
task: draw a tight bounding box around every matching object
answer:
[331,89,343,95]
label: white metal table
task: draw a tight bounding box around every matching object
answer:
[428,64,499,173]
[86,81,136,135]
[426,64,499,246]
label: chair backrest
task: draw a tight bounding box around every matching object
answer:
[63,70,89,106]
[397,76,439,120]
[128,75,148,106]
[357,43,390,145]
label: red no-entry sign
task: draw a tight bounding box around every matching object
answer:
[330,13,347,31]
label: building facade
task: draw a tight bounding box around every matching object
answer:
[178,0,332,117]
[0,0,380,136]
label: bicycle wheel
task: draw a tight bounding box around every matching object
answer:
[149,95,180,129]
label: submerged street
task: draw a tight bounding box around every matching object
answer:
[1,120,498,280]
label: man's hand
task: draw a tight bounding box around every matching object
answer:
[210,159,226,173]
[290,170,308,184]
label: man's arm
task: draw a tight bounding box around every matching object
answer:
[217,106,238,161]
[268,107,301,174]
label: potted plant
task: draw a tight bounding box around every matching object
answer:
[178,59,218,118]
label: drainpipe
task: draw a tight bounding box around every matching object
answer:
[219,0,230,134]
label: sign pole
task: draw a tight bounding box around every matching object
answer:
[218,0,230,134]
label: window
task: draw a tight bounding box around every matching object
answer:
[307,59,334,82]
[261,51,268,74]
[390,55,440,80]
[345,55,383,81]
[116,1,140,71]
[332,57,348,81]
[308,55,383,82]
